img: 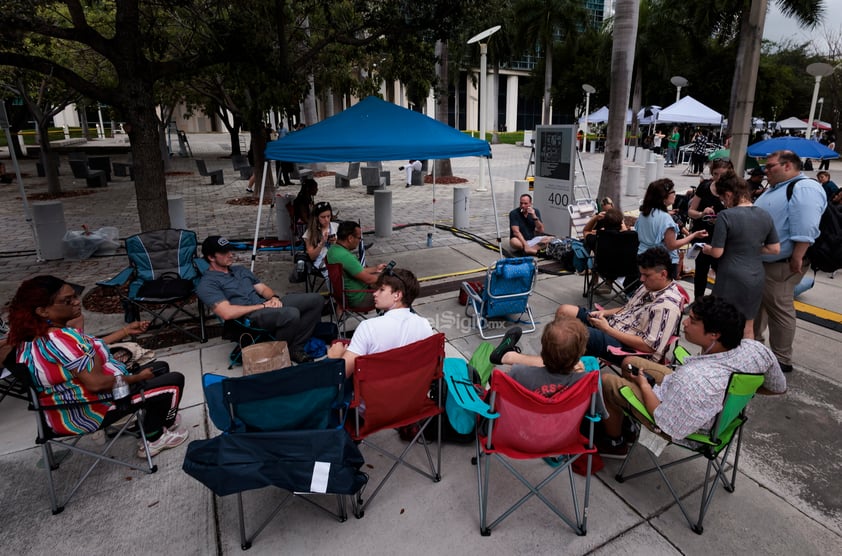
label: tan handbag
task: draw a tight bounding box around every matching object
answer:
[240,338,292,376]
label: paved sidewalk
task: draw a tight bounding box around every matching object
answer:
[1,134,840,554]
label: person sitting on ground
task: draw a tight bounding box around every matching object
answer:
[327,267,433,377]
[302,201,338,277]
[6,276,188,458]
[597,295,787,457]
[494,247,685,365]
[509,194,556,255]
[292,177,319,224]
[504,319,609,421]
[196,235,323,364]
[326,221,387,308]
[816,170,839,203]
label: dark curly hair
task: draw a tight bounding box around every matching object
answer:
[7,275,66,346]
[540,317,588,374]
[640,178,675,216]
[636,247,672,273]
[714,170,751,205]
[689,295,745,350]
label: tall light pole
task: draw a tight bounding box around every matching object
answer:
[670,76,688,104]
[805,63,834,139]
[817,97,824,124]
[468,25,500,192]
[582,84,595,153]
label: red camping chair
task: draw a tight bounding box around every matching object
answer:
[474,370,600,536]
[325,262,376,338]
[345,333,445,517]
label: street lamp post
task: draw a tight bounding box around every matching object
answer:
[817,97,824,124]
[670,76,688,104]
[805,63,834,139]
[468,25,501,192]
[582,84,595,153]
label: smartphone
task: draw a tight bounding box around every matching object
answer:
[384,260,397,273]
[627,364,656,387]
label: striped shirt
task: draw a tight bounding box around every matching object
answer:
[17,328,128,435]
[608,282,685,361]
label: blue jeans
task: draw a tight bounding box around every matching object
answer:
[574,306,625,361]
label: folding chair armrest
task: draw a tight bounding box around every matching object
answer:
[460,281,483,304]
[97,266,133,288]
[619,385,654,424]
[443,359,498,420]
[606,345,652,359]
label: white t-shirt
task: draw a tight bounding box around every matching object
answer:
[302,221,339,270]
[348,308,433,357]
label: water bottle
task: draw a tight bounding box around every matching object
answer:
[112,374,130,411]
[426,233,433,248]
[296,258,306,277]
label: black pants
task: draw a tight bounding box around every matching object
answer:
[248,292,323,352]
[693,252,717,300]
[101,371,184,440]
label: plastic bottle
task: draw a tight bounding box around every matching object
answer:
[426,233,433,248]
[112,374,130,411]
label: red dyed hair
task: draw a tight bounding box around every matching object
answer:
[7,275,66,346]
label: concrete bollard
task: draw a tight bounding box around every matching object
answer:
[589,141,596,154]
[374,190,392,237]
[33,201,66,260]
[513,179,530,208]
[275,194,294,240]
[453,186,470,229]
[626,165,641,197]
[167,195,186,229]
[645,161,657,188]
[656,156,665,179]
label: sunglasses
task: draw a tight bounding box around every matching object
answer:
[314,202,332,213]
[383,264,409,294]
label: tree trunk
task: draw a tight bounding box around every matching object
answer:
[434,39,453,177]
[542,45,553,125]
[599,0,640,211]
[728,0,767,176]
[38,120,62,195]
[79,107,90,140]
[127,92,171,232]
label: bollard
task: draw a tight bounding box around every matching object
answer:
[167,195,186,229]
[645,161,657,188]
[275,194,294,240]
[453,186,470,229]
[374,190,392,238]
[656,155,665,179]
[589,141,596,154]
[32,201,66,260]
[513,180,530,208]
[626,165,641,197]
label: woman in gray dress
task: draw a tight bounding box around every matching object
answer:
[702,171,780,339]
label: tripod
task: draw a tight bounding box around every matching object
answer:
[524,138,535,179]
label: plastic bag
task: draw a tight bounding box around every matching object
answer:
[61,226,120,260]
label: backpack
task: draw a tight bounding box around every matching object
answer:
[786,178,842,272]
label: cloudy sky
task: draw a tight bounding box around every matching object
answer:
[763,2,842,45]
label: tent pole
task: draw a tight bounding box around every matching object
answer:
[432,162,437,243]
[486,156,502,256]
[251,161,270,272]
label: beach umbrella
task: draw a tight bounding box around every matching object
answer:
[707,148,759,169]
[746,136,840,159]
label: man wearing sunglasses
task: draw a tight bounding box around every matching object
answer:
[754,150,826,373]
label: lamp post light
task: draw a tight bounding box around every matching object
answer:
[582,84,595,153]
[670,76,688,104]
[817,97,824,124]
[468,25,501,192]
[805,63,834,139]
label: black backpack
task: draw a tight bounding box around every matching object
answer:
[786,178,842,272]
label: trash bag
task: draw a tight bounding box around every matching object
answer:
[62,226,120,259]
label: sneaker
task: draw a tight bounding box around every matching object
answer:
[490,326,523,365]
[596,436,629,460]
[167,413,182,431]
[778,360,793,373]
[398,166,405,171]
[245,187,254,193]
[137,427,189,458]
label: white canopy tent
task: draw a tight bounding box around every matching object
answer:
[655,96,723,125]
[579,106,609,124]
[776,116,810,130]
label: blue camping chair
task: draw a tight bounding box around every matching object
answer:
[183,359,368,551]
[98,229,206,343]
[461,257,537,339]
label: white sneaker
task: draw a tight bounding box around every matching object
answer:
[137,427,189,458]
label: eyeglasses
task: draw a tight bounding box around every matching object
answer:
[764,162,783,170]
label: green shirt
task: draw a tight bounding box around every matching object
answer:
[668,132,680,149]
[326,244,369,307]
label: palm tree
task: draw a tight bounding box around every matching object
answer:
[513,0,589,125]
[599,0,641,208]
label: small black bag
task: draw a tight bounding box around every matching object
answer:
[137,272,193,299]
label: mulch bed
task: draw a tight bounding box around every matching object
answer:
[26,190,97,201]
[227,197,273,206]
[424,175,469,184]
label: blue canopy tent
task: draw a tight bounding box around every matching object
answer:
[253,96,497,262]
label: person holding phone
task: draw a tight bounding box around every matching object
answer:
[509,194,556,255]
[326,221,387,308]
[303,201,338,278]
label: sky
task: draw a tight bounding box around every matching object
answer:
[763,2,842,47]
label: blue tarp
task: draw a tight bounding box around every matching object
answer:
[264,96,491,163]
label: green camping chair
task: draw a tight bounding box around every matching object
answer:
[614,372,765,534]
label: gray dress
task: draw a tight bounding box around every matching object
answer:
[710,206,779,318]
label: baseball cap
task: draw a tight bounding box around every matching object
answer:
[202,235,233,257]
[748,167,764,177]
